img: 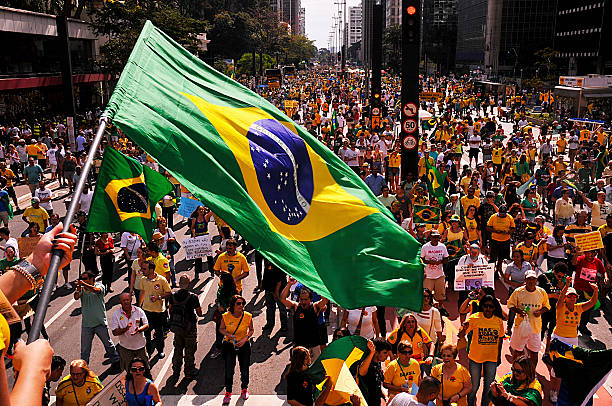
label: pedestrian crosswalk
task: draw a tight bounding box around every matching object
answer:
[161,394,288,405]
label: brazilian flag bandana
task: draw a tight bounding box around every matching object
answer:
[87,147,172,241]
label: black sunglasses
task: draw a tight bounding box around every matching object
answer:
[235,301,246,306]
[131,366,145,372]
[399,350,413,355]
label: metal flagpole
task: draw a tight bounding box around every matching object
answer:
[28,115,109,343]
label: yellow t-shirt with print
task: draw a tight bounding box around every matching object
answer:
[151,253,170,278]
[55,375,103,406]
[464,312,504,363]
[461,196,480,214]
[515,242,538,263]
[464,217,479,241]
[23,206,49,231]
[387,327,432,360]
[487,214,515,242]
[140,274,171,313]
[384,358,421,400]
[492,148,504,165]
[431,363,471,406]
[214,252,250,292]
[554,302,585,339]
[507,286,550,333]
[222,311,252,342]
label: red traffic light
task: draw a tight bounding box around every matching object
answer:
[407,6,417,15]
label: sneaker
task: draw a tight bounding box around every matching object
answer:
[159,352,166,359]
[223,392,232,405]
[64,282,73,289]
[210,348,222,359]
[550,390,558,403]
[241,389,249,400]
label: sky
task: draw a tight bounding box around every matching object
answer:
[303,0,361,50]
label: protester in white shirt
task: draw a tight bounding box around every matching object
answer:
[110,293,149,371]
[420,230,449,303]
[34,180,54,215]
[341,306,379,339]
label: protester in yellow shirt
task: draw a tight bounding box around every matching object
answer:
[460,187,480,215]
[431,344,472,406]
[55,360,103,406]
[553,278,598,345]
[387,314,432,361]
[457,294,504,406]
[214,238,250,294]
[383,341,421,400]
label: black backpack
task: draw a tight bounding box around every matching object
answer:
[169,293,194,334]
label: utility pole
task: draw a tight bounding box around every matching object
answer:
[400,0,421,181]
[58,0,76,150]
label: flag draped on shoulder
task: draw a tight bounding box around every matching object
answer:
[425,159,447,206]
[86,147,172,242]
[544,339,612,406]
[306,335,369,406]
[104,21,424,310]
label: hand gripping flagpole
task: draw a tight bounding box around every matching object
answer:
[28,115,109,343]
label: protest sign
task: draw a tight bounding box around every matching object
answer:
[178,192,204,218]
[17,236,41,258]
[87,373,126,406]
[574,231,604,252]
[454,263,495,291]
[183,235,213,260]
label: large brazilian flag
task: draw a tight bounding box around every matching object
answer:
[104,21,424,309]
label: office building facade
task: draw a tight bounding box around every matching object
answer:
[423,0,458,72]
[555,0,611,75]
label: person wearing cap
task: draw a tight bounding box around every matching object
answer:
[95,232,116,293]
[487,205,515,276]
[110,292,149,372]
[169,275,203,378]
[25,138,42,162]
[22,196,49,235]
[507,270,550,367]
[572,249,607,336]
[23,156,43,195]
[421,230,449,308]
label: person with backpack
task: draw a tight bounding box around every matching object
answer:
[169,275,202,378]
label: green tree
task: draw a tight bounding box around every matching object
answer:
[383,24,401,72]
[281,35,316,66]
[235,52,277,75]
[91,0,207,74]
[533,47,560,80]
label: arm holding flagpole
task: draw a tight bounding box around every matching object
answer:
[26,116,109,343]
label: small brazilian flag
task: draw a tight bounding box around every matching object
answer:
[413,205,440,224]
[425,158,447,206]
[86,147,172,242]
[446,239,465,261]
[307,335,369,406]
[330,111,338,138]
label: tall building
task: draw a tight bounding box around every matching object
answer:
[555,0,612,75]
[299,7,305,35]
[455,0,487,70]
[349,5,363,46]
[385,0,401,27]
[269,0,281,14]
[361,0,373,65]
[280,0,301,35]
[456,0,557,76]
[422,0,458,72]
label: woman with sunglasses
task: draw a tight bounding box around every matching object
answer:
[383,341,421,401]
[431,343,472,406]
[458,295,504,406]
[55,360,103,406]
[489,355,542,406]
[413,289,443,347]
[387,314,432,363]
[124,357,161,406]
[219,295,254,404]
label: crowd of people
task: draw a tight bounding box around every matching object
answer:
[0,69,611,406]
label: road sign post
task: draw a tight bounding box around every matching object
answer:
[369,1,383,131]
[400,0,421,181]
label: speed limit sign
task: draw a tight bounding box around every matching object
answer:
[403,136,417,150]
[402,119,417,133]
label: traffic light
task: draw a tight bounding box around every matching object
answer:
[400,0,421,181]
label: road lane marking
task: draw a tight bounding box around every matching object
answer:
[154,278,215,387]
[45,298,76,328]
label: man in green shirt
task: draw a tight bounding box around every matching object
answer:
[74,271,120,367]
